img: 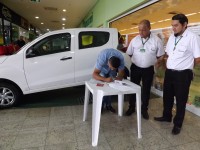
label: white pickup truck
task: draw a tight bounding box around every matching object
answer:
[0,28,131,108]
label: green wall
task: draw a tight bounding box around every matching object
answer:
[80,0,148,27]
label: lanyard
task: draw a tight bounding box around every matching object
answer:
[173,36,183,51]
[141,37,149,47]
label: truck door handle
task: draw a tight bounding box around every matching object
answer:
[60,57,72,61]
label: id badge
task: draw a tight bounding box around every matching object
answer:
[140,48,145,53]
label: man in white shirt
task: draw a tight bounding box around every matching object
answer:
[154,14,200,135]
[126,20,164,119]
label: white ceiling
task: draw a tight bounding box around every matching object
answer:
[2,0,200,35]
[1,0,98,32]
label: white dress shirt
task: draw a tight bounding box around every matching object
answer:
[126,33,164,68]
[166,29,200,70]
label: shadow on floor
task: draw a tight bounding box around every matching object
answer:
[16,85,87,108]
[15,85,160,109]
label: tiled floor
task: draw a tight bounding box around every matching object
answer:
[1,98,200,150]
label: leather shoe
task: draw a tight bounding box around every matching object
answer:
[154,117,172,122]
[106,106,116,113]
[142,111,149,120]
[172,126,181,135]
[125,106,135,116]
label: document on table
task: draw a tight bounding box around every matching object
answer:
[108,81,133,91]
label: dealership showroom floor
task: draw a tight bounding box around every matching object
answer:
[1,87,200,150]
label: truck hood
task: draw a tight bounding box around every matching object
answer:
[0,56,8,64]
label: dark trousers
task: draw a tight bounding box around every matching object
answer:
[163,69,193,128]
[129,64,154,111]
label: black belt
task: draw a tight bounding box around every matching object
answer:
[132,63,153,69]
[167,69,192,72]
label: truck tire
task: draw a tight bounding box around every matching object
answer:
[0,83,21,108]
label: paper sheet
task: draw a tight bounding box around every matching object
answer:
[108,81,133,91]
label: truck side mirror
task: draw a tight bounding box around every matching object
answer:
[26,48,38,58]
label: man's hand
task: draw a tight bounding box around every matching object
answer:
[155,55,164,68]
[104,77,114,83]
[93,68,114,82]
[115,76,122,81]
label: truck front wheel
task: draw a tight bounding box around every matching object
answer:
[0,83,21,108]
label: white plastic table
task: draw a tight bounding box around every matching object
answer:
[83,79,142,147]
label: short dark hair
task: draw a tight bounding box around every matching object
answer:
[139,19,151,28]
[109,56,120,68]
[172,14,188,25]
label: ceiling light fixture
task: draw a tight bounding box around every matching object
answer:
[63,9,66,12]
[186,13,197,16]
[62,18,66,21]
[158,20,164,23]
[119,29,127,32]
[130,27,137,29]
[35,16,39,19]
[41,22,44,24]
[62,24,65,25]
[164,19,171,21]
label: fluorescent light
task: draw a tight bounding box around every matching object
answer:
[186,13,197,16]
[130,26,137,29]
[119,29,127,32]
[158,20,164,23]
[164,18,171,21]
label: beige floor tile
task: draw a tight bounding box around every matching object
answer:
[46,126,76,145]
[26,108,51,117]
[77,139,111,150]
[106,134,135,150]
[12,132,46,149]
[0,121,23,136]
[50,106,73,118]
[0,109,27,122]
[131,130,172,150]
[22,116,49,130]
[182,124,200,140]
[48,117,74,130]
[155,128,195,146]
[0,135,16,149]
[45,143,78,150]
[1,95,200,150]
[176,141,200,150]
[13,146,45,150]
